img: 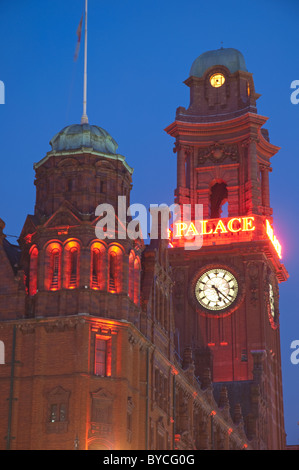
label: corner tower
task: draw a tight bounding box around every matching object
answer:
[165,48,288,449]
[20,123,142,321]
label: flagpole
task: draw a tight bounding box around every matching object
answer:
[81,0,88,124]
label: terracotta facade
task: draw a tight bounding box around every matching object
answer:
[0,48,288,450]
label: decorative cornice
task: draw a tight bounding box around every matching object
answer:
[34,148,134,175]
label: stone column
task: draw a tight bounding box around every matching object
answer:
[260,164,271,208]
[227,185,239,216]
[176,143,186,190]
[248,137,260,213]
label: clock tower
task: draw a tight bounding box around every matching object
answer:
[165,48,288,449]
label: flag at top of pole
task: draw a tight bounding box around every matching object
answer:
[74,14,83,61]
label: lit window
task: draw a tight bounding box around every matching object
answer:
[109,252,117,292]
[91,248,101,289]
[50,249,60,290]
[210,73,225,88]
[46,386,70,433]
[49,403,68,423]
[108,246,123,293]
[64,241,80,289]
[45,243,62,291]
[90,242,106,290]
[50,404,57,422]
[95,336,112,377]
[69,247,78,288]
[134,257,140,305]
[29,246,38,296]
[129,252,134,300]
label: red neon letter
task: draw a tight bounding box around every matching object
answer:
[227,218,242,232]
[201,220,213,235]
[185,222,199,237]
[213,219,228,234]
[242,217,255,232]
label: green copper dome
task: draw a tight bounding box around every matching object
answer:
[190,48,247,78]
[50,123,118,154]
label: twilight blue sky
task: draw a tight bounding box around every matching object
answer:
[0,0,299,446]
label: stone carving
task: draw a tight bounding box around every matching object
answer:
[198,143,239,164]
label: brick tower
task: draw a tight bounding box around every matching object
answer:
[165,47,288,449]
[20,123,142,320]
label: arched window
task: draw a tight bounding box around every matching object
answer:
[109,252,117,292]
[69,247,78,288]
[134,257,140,306]
[29,246,38,296]
[92,248,100,289]
[108,246,122,293]
[129,251,135,300]
[64,241,80,289]
[50,249,61,290]
[210,182,228,219]
[90,242,106,290]
[45,243,62,291]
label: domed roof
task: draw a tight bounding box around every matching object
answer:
[190,47,247,78]
[49,123,118,154]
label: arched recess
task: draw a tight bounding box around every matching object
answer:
[209,181,228,218]
[90,241,107,290]
[128,251,135,300]
[128,251,141,305]
[108,244,124,294]
[133,256,141,306]
[44,241,63,291]
[63,240,81,289]
[29,245,38,296]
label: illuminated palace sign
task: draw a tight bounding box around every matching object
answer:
[265,219,282,259]
[174,216,255,238]
[170,216,282,258]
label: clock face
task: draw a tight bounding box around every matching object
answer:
[210,73,225,88]
[195,268,238,311]
[269,283,275,317]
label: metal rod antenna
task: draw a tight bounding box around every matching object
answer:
[81,0,88,124]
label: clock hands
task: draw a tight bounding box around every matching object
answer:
[195,269,238,311]
[212,284,231,303]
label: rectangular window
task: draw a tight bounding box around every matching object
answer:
[95,336,112,377]
[49,403,68,422]
[60,404,67,422]
[50,404,58,422]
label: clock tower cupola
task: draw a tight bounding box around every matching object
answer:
[166,47,275,220]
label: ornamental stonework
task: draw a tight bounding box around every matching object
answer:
[198,143,239,164]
